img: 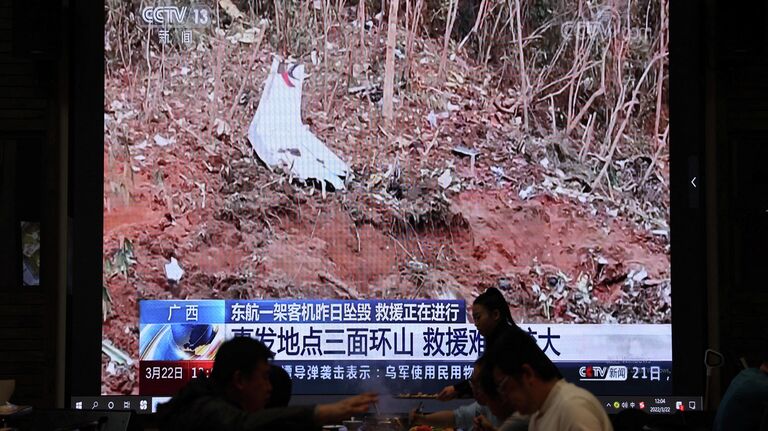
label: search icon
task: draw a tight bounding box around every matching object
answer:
[92,401,99,409]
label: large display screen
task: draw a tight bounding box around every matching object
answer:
[102,0,671,404]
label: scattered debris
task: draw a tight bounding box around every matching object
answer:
[426,111,437,128]
[426,110,449,128]
[102,339,133,366]
[106,361,117,375]
[491,166,514,182]
[348,83,380,96]
[437,169,452,189]
[519,184,535,200]
[153,134,174,147]
[230,26,264,44]
[407,260,429,273]
[105,239,136,279]
[219,0,244,20]
[214,118,231,138]
[498,277,512,291]
[626,268,648,287]
[452,146,480,159]
[574,274,592,305]
[103,285,112,322]
[165,257,184,283]
[451,146,480,176]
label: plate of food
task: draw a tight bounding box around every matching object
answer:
[394,392,438,399]
[408,426,450,431]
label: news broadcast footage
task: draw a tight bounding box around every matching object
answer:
[102,0,670,398]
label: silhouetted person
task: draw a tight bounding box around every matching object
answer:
[474,354,528,431]
[157,337,377,431]
[266,365,292,408]
[438,287,520,401]
[484,330,611,431]
[713,358,768,431]
[410,357,509,430]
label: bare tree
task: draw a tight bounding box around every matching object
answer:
[358,0,366,55]
[642,0,669,186]
[438,0,458,79]
[456,0,488,52]
[383,0,400,123]
[513,0,529,131]
[404,0,424,80]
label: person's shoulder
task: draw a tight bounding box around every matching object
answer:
[561,393,604,412]
[731,368,768,393]
[158,378,215,410]
[156,385,229,431]
[453,402,479,430]
[560,381,600,400]
[453,401,479,416]
[499,414,529,431]
[742,368,768,380]
[557,383,611,427]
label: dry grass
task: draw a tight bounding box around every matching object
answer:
[104,0,669,204]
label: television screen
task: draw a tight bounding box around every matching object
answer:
[101,0,672,410]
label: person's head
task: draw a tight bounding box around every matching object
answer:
[211,337,274,412]
[472,287,514,337]
[474,355,512,419]
[470,357,487,404]
[486,329,562,415]
[265,365,293,408]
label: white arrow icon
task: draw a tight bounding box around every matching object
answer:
[691,177,697,188]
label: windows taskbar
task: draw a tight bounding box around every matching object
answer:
[72,395,703,415]
[597,396,703,414]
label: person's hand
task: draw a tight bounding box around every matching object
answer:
[314,393,378,424]
[473,414,497,431]
[436,385,457,401]
[408,407,422,425]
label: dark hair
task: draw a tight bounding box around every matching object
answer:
[487,328,562,382]
[473,287,515,327]
[210,337,274,388]
[478,354,500,398]
[475,355,488,368]
[265,365,293,408]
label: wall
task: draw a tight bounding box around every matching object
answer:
[0,0,65,407]
[713,0,768,382]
